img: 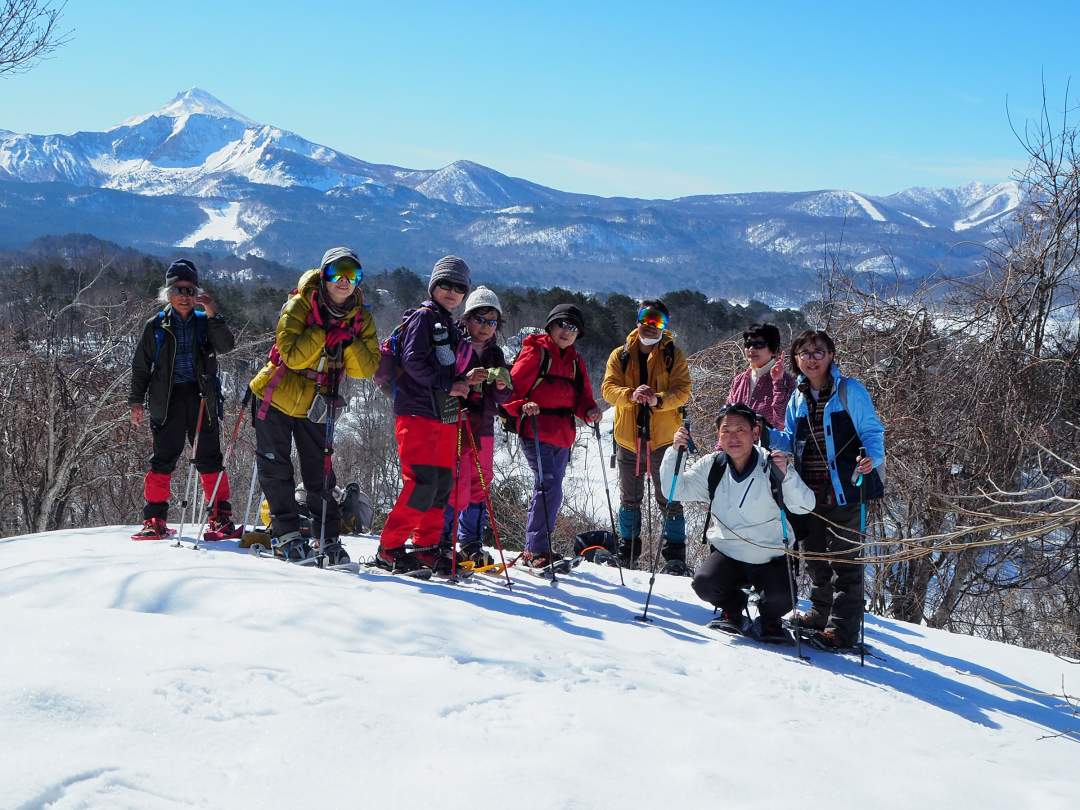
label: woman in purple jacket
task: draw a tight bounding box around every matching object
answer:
[440,286,512,566]
[725,322,795,431]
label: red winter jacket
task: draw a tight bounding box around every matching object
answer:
[503,333,598,448]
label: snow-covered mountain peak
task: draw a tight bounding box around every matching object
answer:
[118,87,258,129]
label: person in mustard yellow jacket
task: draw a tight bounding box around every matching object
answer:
[601,299,692,573]
[248,246,379,564]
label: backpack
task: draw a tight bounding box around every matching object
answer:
[373,303,436,395]
[498,346,584,435]
[617,340,676,376]
[700,450,787,544]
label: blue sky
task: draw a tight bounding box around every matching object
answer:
[1,0,1076,198]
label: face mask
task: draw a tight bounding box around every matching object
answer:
[639,334,661,346]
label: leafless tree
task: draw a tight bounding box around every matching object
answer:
[0,0,69,75]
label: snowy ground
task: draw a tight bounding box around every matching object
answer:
[2,527,1078,810]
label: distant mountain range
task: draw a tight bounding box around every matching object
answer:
[0,88,1020,303]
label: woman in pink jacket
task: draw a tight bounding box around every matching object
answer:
[725,322,795,431]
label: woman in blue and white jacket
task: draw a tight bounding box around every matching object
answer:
[774,329,885,649]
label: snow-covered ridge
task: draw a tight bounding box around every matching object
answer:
[118,87,259,128]
[1,525,1077,808]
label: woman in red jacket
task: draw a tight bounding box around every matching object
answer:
[502,304,601,567]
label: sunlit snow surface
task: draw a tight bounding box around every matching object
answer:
[1,520,1077,809]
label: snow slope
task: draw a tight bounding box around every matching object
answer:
[2,525,1077,809]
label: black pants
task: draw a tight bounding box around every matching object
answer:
[251,397,339,541]
[691,550,794,621]
[149,383,224,476]
[788,504,863,642]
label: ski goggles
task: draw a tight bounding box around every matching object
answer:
[637,306,669,331]
[324,258,362,285]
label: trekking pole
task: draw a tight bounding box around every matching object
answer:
[778,498,809,663]
[592,421,624,587]
[173,397,207,547]
[449,409,466,580]
[634,420,688,622]
[240,454,259,534]
[530,413,559,585]
[463,418,513,590]
[315,372,345,568]
[855,445,867,668]
[192,390,251,551]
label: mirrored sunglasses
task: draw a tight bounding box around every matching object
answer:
[553,319,580,333]
[324,258,362,285]
[171,285,197,297]
[637,307,669,331]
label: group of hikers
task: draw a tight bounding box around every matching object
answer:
[128,247,885,649]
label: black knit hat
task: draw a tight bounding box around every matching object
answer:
[545,303,585,337]
[165,258,199,287]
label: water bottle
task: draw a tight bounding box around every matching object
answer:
[433,322,454,366]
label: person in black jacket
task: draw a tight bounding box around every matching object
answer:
[129,259,236,540]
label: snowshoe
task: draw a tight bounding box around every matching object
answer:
[313,538,351,567]
[373,546,433,579]
[461,542,495,568]
[204,515,243,542]
[131,518,173,541]
[659,559,693,577]
[239,528,271,549]
[272,532,311,563]
[750,617,794,645]
[707,611,750,636]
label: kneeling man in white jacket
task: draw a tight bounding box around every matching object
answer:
[660,403,816,641]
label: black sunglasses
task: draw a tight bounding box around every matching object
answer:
[744,339,769,350]
[436,280,468,295]
[172,285,197,297]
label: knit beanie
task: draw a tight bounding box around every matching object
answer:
[165,258,199,287]
[463,285,502,317]
[545,303,585,337]
[320,246,362,271]
[428,255,472,295]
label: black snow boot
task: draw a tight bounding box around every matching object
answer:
[319,537,351,566]
[618,536,640,569]
[375,545,426,574]
[272,531,310,562]
[659,543,691,576]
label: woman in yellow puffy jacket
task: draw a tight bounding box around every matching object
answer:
[248,246,379,563]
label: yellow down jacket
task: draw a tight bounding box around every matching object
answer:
[249,269,379,418]
[601,329,691,452]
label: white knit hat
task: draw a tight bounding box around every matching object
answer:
[463,285,502,317]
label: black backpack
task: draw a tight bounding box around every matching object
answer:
[617,341,676,375]
[700,450,787,544]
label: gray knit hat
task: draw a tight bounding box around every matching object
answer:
[428,255,471,295]
[463,285,501,317]
[320,246,361,271]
